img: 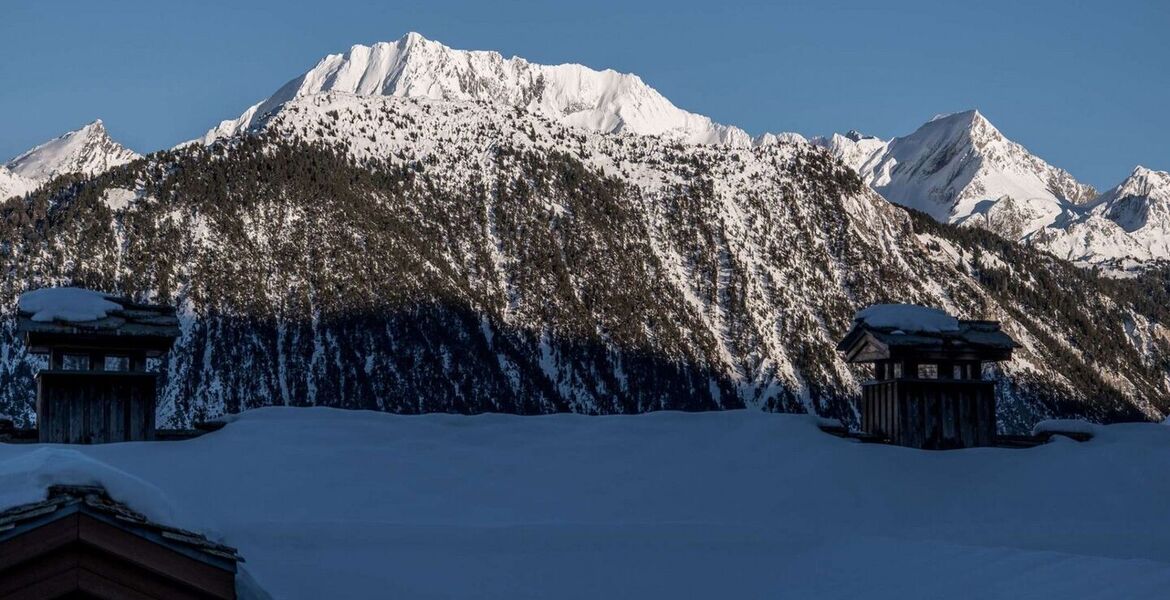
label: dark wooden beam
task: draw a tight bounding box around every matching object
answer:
[0,510,236,600]
[0,513,79,572]
[78,514,236,599]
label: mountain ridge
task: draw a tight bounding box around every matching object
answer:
[190,33,1166,268]
[201,32,755,147]
[822,109,1097,230]
[3,34,1167,273]
[1033,166,1170,266]
[810,110,1170,269]
[4,119,140,188]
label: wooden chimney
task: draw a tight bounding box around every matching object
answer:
[17,290,180,444]
[836,306,1016,449]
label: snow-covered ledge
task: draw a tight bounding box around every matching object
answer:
[1032,419,1097,441]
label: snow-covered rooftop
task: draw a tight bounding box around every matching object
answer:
[18,287,123,323]
[1,407,1168,598]
[16,287,180,344]
[854,303,960,333]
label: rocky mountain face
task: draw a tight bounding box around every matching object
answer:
[202,32,753,147]
[6,120,141,184]
[1,93,1167,433]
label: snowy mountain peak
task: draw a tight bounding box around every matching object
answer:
[913,109,998,144]
[1117,165,1170,193]
[916,110,1015,155]
[930,109,983,123]
[1096,166,1170,231]
[804,109,1170,269]
[844,110,1095,234]
[400,30,426,45]
[843,129,878,142]
[1093,165,1170,217]
[201,32,753,147]
[1036,165,1170,266]
[809,131,888,176]
[754,131,809,146]
[6,119,141,182]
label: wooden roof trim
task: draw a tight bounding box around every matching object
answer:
[16,295,181,346]
[837,318,1017,364]
[0,486,240,569]
[842,331,890,363]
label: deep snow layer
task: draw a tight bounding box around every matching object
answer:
[2,408,1168,599]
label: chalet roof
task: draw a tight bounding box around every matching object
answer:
[0,484,240,568]
[17,296,180,338]
[836,318,1016,363]
[16,290,180,355]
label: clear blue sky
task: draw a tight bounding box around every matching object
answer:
[1,0,1166,188]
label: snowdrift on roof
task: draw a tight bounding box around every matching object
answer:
[0,447,184,527]
[17,287,121,323]
[854,303,960,333]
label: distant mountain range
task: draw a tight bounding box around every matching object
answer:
[811,111,1096,233]
[0,32,1167,429]
[5,33,1164,271]
[810,112,1168,271]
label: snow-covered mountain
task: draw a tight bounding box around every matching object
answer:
[809,130,887,175]
[195,33,1169,270]
[819,110,1097,238]
[4,91,1167,432]
[808,111,1170,268]
[5,119,140,183]
[202,32,753,147]
[1098,166,1170,231]
[0,166,35,200]
[1,34,1158,272]
[1033,166,1170,266]
[1,34,1167,429]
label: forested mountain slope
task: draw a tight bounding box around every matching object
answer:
[0,94,1166,431]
